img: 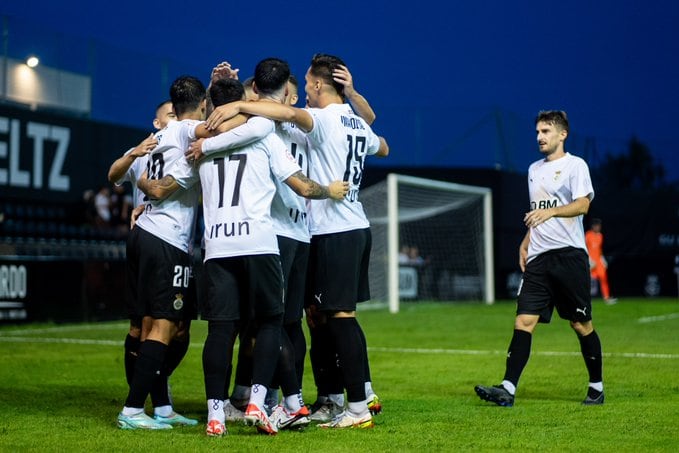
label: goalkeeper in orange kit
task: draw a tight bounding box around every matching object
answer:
[585,218,616,304]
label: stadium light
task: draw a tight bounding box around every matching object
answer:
[26,55,40,68]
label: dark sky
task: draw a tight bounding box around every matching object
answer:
[2,0,678,181]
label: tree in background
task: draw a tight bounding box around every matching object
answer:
[594,137,670,191]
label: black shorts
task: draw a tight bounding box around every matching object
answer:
[305,228,371,312]
[278,236,310,324]
[517,247,592,323]
[125,226,196,321]
[202,254,284,322]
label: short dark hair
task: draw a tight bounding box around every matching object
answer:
[254,58,290,96]
[242,76,254,89]
[309,53,346,98]
[535,110,569,132]
[288,74,298,89]
[155,99,172,112]
[209,78,245,107]
[169,76,206,117]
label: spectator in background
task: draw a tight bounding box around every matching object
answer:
[94,185,111,229]
[399,245,411,264]
[110,184,132,238]
[82,189,98,226]
[585,218,617,305]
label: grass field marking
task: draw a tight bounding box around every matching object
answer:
[0,336,120,346]
[370,346,679,359]
[2,336,678,359]
[637,312,679,323]
[0,322,129,336]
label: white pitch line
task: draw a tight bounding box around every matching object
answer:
[0,322,129,335]
[1,336,677,359]
[637,313,679,323]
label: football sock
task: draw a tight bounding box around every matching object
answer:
[231,385,251,408]
[251,314,282,388]
[365,381,375,398]
[249,384,268,409]
[234,326,255,395]
[357,323,373,383]
[578,330,603,383]
[501,380,516,395]
[150,374,171,408]
[284,393,303,412]
[164,333,190,377]
[124,333,140,387]
[154,404,173,417]
[202,320,237,400]
[276,330,300,399]
[503,329,532,389]
[328,317,367,403]
[284,320,307,388]
[207,398,225,423]
[125,339,167,409]
[328,393,345,407]
[265,387,279,409]
[347,401,370,417]
[589,382,604,392]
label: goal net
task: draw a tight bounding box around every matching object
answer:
[361,174,494,313]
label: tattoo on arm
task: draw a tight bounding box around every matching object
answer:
[156,175,177,190]
[292,171,329,199]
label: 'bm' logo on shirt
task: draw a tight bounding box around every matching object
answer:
[530,199,558,210]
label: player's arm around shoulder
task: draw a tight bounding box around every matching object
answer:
[137,171,180,201]
[108,133,157,183]
[285,171,349,200]
[223,100,314,133]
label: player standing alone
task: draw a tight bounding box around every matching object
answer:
[475,110,605,407]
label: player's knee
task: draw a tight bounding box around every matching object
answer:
[514,315,538,332]
[570,320,593,336]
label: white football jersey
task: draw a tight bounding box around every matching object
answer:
[173,129,302,261]
[305,103,382,235]
[526,152,594,262]
[114,148,148,207]
[135,119,201,253]
[271,122,311,243]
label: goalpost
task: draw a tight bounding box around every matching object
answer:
[361,174,494,313]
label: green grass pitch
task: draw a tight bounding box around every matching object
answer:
[1,298,678,452]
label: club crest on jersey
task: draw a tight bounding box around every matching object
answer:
[554,171,561,181]
[173,293,184,310]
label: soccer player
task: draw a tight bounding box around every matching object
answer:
[139,74,349,435]
[117,76,206,430]
[205,53,389,429]
[585,218,617,304]
[108,101,196,428]
[196,61,319,430]
[474,110,605,407]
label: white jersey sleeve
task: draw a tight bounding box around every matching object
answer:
[166,155,200,190]
[201,117,276,155]
[526,152,594,262]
